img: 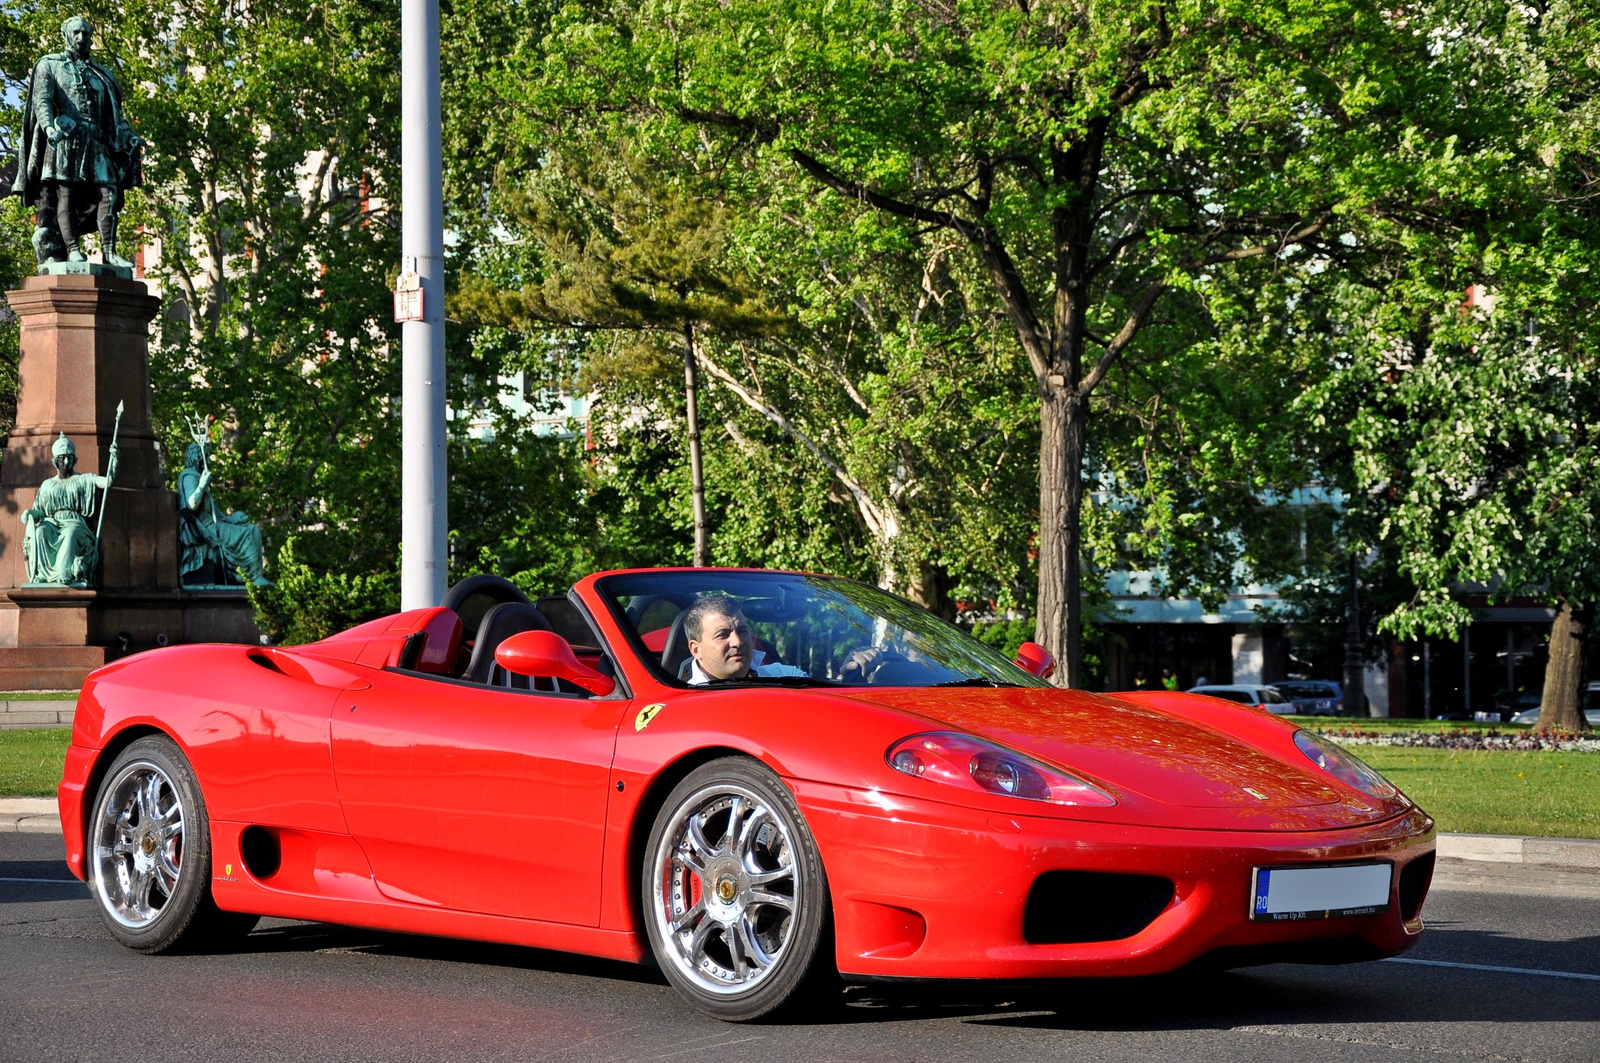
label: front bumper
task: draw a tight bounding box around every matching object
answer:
[794,780,1435,981]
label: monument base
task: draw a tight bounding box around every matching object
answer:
[0,272,266,693]
[0,586,262,690]
[39,260,135,281]
[180,588,263,646]
[0,645,115,692]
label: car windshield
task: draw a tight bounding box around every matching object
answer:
[595,571,1051,689]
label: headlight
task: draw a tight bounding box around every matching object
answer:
[886,732,1116,807]
[1293,730,1397,797]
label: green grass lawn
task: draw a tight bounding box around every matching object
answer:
[1352,747,1600,839]
[4,728,1597,838]
[0,728,71,797]
[0,691,79,701]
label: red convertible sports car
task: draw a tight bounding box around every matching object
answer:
[58,568,1436,1021]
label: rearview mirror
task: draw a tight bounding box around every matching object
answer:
[1014,641,1057,680]
[495,630,616,696]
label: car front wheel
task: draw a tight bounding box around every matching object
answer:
[642,757,835,1021]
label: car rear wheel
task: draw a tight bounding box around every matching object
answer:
[89,735,258,953]
[642,757,835,1021]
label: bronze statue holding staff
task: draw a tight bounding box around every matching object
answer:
[21,426,120,587]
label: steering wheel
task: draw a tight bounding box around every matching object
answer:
[443,575,534,644]
[840,646,911,686]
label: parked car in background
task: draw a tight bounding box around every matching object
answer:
[1494,691,1543,718]
[1190,684,1296,714]
[1271,681,1344,716]
[1509,704,1600,728]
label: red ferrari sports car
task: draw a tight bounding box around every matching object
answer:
[58,568,1436,1020]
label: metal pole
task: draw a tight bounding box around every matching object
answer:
[400,0,447,609]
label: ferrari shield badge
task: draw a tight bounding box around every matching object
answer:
[634,703,665,732]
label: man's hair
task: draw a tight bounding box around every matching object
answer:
[683,593,744,643]
[61,16,92,42]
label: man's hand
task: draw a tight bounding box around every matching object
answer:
[48,116,76,143]
[841,646,890,683]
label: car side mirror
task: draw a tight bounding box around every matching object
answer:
[1014,641,1057,680]
[495,630,617,696]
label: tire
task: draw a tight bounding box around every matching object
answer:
[642,757,836,1021]
[88,735,259,953]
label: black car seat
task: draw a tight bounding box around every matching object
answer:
[658,607,694,682]
[463,602,553,688]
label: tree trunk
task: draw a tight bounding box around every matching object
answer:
[1540,600,1590,732]
[904,561,956,622]
[682,321,708,567]
[1035,385,1087,687]
[1343,553,1369,716]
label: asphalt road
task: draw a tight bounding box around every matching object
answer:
[3,832,1596,1063]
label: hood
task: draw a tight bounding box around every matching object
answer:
[838,686,1398,831]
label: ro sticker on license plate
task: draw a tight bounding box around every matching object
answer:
[1251,863,1392,921]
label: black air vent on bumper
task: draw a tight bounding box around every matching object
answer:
[1399,852,1435,921]
[1023,871,1176,944]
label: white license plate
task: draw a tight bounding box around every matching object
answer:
[1251,863,1392,921]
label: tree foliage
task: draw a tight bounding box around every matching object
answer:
[515,0,1471,683]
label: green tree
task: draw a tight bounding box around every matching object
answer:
[456,151,785,567]
[528,0,1449,685]
[1295,2,1600,730]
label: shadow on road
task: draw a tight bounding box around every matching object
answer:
[239,919,667,987]
[225,918,1600,1030]
[834,958,1600,1031]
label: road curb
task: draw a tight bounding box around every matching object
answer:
[0,797,61,834]
[1437,833,1600,870]
[0,699,77,729]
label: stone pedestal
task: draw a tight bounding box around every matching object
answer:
[0,273,260,690]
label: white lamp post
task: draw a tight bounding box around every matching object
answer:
[399,0,447,609]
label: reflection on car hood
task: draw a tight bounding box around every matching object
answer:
[836,686,1398,830]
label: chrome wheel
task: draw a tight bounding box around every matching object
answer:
[650,782,801,996]
[92,759,185,929]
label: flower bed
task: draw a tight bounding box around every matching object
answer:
[1315,726,1600,753]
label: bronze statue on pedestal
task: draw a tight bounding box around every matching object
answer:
[178,418,271,587]
[21,432,118,587]
[8,15,143,272]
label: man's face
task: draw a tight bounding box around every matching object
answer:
[688,610,753,681]
[66,25,91,57]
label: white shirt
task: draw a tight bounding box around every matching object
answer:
[687,655,809,685]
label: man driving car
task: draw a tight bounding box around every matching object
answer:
[684,594,809,685]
